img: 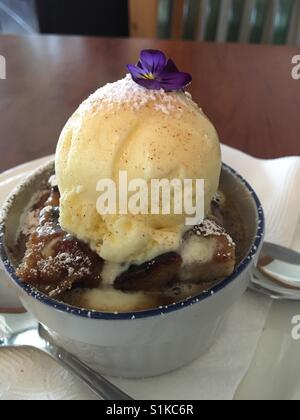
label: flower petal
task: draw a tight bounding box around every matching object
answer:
[127,50,192,91]
[158,71,192,91]
[127,64,162,90]
[126,64,147,79]
[131,77,163,90]
[164,58,179,73]
[140,50,166,75]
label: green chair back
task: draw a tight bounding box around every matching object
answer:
[157,0,300,45]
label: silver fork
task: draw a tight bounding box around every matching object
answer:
[0,312,133,400]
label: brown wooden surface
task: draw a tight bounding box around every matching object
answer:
[0,35,299,173]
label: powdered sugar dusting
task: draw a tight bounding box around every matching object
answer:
[193,219,235,246]
[19,190,49,237]
[80,74,196,115]
[22,209,39,236]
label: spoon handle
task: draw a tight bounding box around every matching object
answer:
[42,342,133,400]
[261,242,300,265]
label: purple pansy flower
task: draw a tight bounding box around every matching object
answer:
[127,49,192,91]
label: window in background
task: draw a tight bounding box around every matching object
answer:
[0,0,38,34]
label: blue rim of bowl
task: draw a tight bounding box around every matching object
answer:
[0,163,265,320]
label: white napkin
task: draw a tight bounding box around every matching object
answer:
[0,146,299,400]
[222,145,300,247]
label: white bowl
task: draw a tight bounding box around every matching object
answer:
[0,162,264,378]
[0,265,22,309]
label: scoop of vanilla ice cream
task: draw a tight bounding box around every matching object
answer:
[55,75,221,266]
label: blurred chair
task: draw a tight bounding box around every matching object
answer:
[129,0,300,45]
[0,0,38,34]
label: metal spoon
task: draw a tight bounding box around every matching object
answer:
[251,242,300,300]
[0,312,133,400]
[260,242,300,265]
